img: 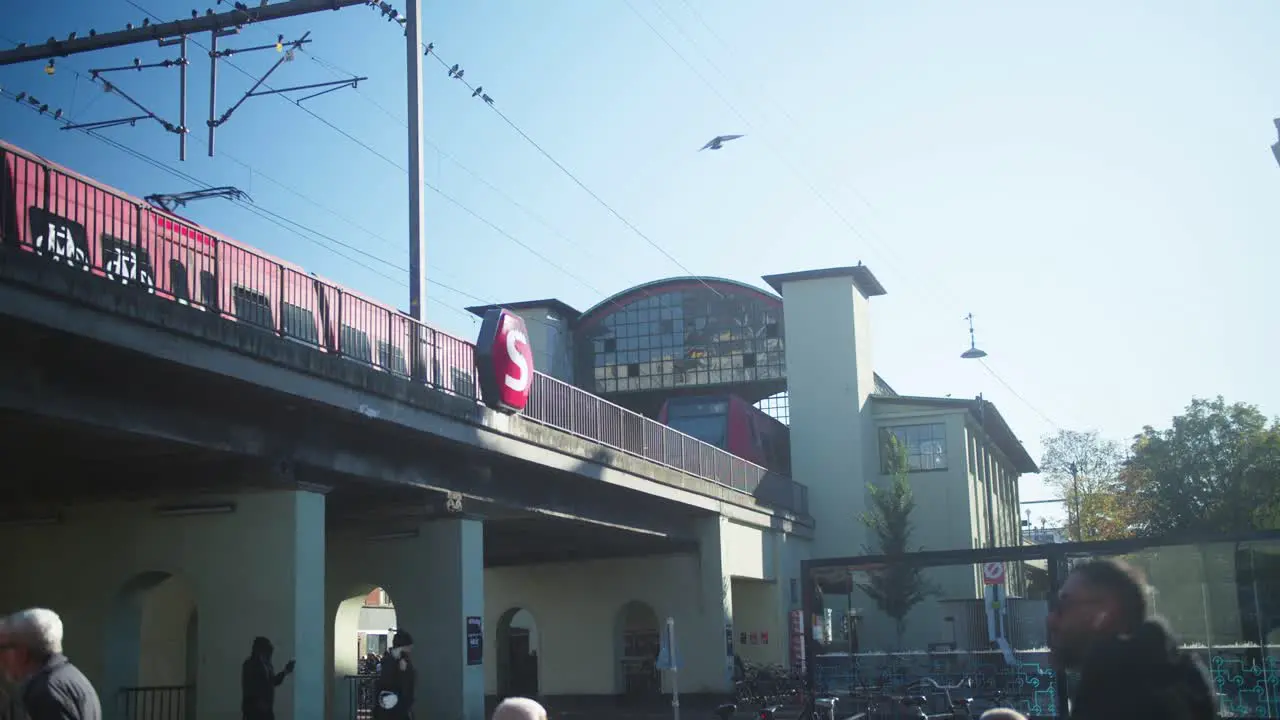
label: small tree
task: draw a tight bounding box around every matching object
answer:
[858,435,940,649]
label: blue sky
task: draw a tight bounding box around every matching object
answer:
[3,0,1279,525]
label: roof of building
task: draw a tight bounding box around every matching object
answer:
[576,276,782,327]
[870,393,1039,474]
[761,265,887,298]
[465,298,583,322]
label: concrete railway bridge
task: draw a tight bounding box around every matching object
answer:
[0,243,812,720]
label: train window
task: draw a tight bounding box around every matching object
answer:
[451,367,476,399]
[760,434,776,468]
[281,302,319,345]
[377,341,407,376]
[665,398,729,447]
[199,271,218,311]
[339,324,373,364]
[232,286,273,329]
[169,259,189,302]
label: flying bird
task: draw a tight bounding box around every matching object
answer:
[699,134,743,151]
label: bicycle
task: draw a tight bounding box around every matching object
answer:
[905,676,973,718]
[909,676,1019,719]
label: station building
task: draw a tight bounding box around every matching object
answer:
[471,264,1040,661]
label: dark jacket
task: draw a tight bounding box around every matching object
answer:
[373,651,416,719]
[1071,619,1217,720]
[21,654,101,720]
[241,655,288,719]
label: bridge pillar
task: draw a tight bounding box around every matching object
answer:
[390,518,486,720]
[196,488,328,720]
[696,517,734,693]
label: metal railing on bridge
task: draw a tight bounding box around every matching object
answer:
[117,685,191,720]
[0,142,808,515]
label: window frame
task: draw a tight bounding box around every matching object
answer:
[879,422,949,473]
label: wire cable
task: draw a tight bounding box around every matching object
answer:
[0,87,490,325]
[631,0,1064,430]
[117,0,625,305]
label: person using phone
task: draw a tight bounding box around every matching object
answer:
[241,636,295,720]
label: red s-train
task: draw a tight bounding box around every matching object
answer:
[658,394,791,474]
[0,139,479,396]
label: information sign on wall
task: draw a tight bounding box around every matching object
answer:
[465,616,483,666]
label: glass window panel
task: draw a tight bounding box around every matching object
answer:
[282,301,319,345]
[879,423,949,473]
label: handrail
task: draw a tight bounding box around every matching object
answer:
[525,371,808,512]
[0,142,808,514]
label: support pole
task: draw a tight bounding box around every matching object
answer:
[1070,463,1082,541]
[208,31,218,157]
[404,0,428,321]
[179,36,188,160]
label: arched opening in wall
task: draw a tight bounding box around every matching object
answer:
[333,586,398,720]
[496,607,540,699]
[104,571,198,720]
[614,601,660,700]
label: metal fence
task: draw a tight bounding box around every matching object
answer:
[117,685,190,720]
[802,530,1280,720]
[525,372,808,511]
[0,142,808,514]
[345,674,376,720]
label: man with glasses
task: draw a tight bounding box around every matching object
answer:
[0,609,101,720]
[1046,559,1215,720]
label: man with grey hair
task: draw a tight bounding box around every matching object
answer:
[0,609,100,720]
[492,697,547,720]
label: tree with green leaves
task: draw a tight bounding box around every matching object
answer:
[1124,396,1280,535]
[858,435,939,649]
[1039,429,1134,541]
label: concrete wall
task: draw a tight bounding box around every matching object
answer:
[777,273,878,560]
[483,553,720,696]
[0,491,326,720]
[2,494,795,719]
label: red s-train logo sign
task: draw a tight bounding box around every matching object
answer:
[475,308,534,413]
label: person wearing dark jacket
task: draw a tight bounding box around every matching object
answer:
[0,608,101,720]
[1047,559,1216,720]
[241,636,295,720]
[374,631,416,720]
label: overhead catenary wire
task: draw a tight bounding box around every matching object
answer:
[115,0,634,310]
[0,87,493,325]
[630,0,1063,431]
[119,1,663,320]
[220,12,710,312]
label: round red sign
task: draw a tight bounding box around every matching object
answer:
[475,308,534,413]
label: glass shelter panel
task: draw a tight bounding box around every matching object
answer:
[803,534,1280,720]
[578,285,785,395]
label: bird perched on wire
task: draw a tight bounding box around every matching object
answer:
[699,134,743,151]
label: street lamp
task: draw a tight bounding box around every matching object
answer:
[961,314,997,548]
[961,313,987,359]
[1271,118,1280,169]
